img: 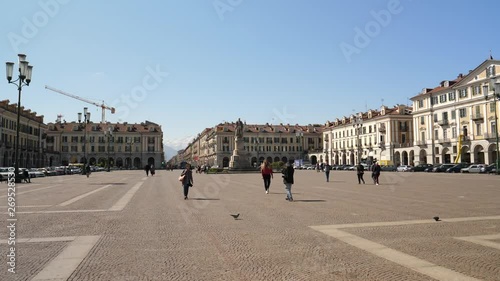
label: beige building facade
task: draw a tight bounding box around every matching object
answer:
[173,122,323,168]
[323,105,413,166]
[46,120,164,168]
[0,100,49,168]
[411,59,500,165]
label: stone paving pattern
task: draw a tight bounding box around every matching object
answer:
[0,169,499,280]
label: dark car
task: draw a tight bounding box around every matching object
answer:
[446,163,470,173]
[413,164,433,172]
[424,165,438,172]
[381,165,397,171]
[480,163,497,174]
[432,164,455,172]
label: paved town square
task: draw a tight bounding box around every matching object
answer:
[1,170,499,281]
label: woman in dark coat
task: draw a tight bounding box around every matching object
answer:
[281,163,295,201]
[180,163,194,200]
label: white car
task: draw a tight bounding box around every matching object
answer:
[30,168,46,177]
[396,165,414,172]
[460,164,486,173]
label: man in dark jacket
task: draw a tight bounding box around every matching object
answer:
[324,162,332,182]
[356,163,365,184]
[282,163,295,201]
[372,162,381,185]
[23,169,31,183]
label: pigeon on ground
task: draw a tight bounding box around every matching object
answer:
[230,213,240,219]
[433,216,440,221]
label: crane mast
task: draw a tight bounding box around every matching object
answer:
[45,85,115,123]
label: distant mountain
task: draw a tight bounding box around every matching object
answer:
[164,145,180,161]
[164,135,196,161]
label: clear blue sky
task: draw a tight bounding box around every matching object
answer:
[1,0,499,153]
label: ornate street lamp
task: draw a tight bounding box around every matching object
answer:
[295,130,304,162]
[484,78,500,174]
[78,108,91,175]
[6,54,33,183]
[128,138,134,169]
[104,126,113,172]
[353,116,363,165]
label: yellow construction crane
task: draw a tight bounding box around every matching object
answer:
[45,85,115,123]
[454,134,464,163]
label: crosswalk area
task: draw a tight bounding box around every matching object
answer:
[0,173,146,214]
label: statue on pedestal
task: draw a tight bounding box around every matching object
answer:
[229,118,251,170]
[235,118,244,140]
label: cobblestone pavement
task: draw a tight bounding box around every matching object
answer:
[0,170,499,280]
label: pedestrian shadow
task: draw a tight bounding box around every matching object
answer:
[190,198,220,201]
[293,199,326,203]
[269,192,302,195]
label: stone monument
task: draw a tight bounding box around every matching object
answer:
[229,118,252,170]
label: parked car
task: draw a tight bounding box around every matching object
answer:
[381,165,397,171]
[446,163,470,173]
[54,166,66,175]
[424,165,439,172]
[432,164,455,172]
[479,164,496,174]
[28,168,46,177]
[461,164,486,173]
[43,167,58,176]
[479,163,496,174]
[413,164,433,172]
[0,167,13,181]
[396,165,414,172]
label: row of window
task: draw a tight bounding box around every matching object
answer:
[429,122,497,140]
[1,118,41,136]
[1,133,40,148]
[219,145,305,152]
[222,136,319,145]
[425,103,497,124]
[60,145,156,153]
[57,136,155,144]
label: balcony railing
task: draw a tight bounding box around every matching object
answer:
[416,140,426,146]
[438,138,451,144]
[437,119,449,126]
[399,126,409,132]
[471,114,484,121]
[483,133,497,139]
[393,143,413,148]
[378,126,386,133]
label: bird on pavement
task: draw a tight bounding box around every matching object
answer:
[433,216,440,221]
[230,213,240,219]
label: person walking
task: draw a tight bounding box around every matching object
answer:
[281,162,295,201]
[324,162,332,182]
[85,164,91,178]
[356,163,365,184]
[23,169,31,183]
[180,163,194,200]
[260,160,273,194]
[372,161,381,185]
[144,164,150,176]
[150,164,155,176]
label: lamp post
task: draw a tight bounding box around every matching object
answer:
[353,116,363,165]
[484,78,500,174]
[6,54,33,183]
[104,126,113,172]
[296,130,304,164]
[128,139,134,169]
[78,108,91,175]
